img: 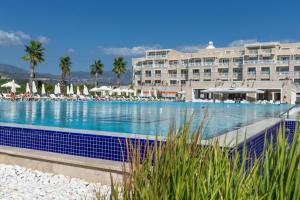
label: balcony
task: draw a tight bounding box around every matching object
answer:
[260,60,274,64]
[189,63,201,67]
[155,74,161,78]
[135,75,141,79]
[244,60,259,65]
[154,64,165,68]
[203,72,211,79]
[168,74,177,78]
[181,74,188,79]
[295,60,300,64]
[219,63,229,67]
[192,73,200,78]
[145,75,152,78]
[294,71,300,77]
[277,60,289,65]
[277,71,289,79]
[203,62,214,66]
[219,73,228,79]
[146,55,167,59]
[247,72,256,79]
[260,71,270,79]
[233,73,242,80]
[234,62,243,66]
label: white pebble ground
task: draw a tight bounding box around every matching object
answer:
[0,164,110,200]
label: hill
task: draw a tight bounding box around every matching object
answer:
[0,64,132,85]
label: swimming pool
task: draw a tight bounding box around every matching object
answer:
[0,100,291,139]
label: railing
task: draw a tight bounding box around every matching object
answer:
[181,74,188,79]
[279,105,297,118]
[168,74,177,78]
[146,55,167,59]
[155,74,161,78]
[203,62,214,66]
[189,63,201,67]
[277,60,289,64]
[247,72,256,78]
[193,73,200,78]
[145,75,152,78]
[277,71,289,76]
[294,71,300,76]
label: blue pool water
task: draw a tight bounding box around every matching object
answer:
[0,100,291,139]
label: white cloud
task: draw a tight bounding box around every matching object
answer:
[100,45,161,56]
[67,48,75,53]
[0,30,49,46]
[228,39,258,47]
[0,30,31,45]
[175,44,204,53]
[37,35,49,44]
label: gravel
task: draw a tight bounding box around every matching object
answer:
[0,164,110,200]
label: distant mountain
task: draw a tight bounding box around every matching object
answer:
[0,64,132,85]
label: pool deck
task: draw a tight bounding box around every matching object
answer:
[202,117,282,147]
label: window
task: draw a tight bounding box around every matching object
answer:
[155,70,161,77]
[155,80,161,85]
[170,80,177,85]
[145,70,151,77]
[135,71,141,75]
[193,69,200,74]
[181,80,186,85]
[145,80,151,85]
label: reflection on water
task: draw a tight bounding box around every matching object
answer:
[0,100,291,138]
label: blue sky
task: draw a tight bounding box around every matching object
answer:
[0,0,299,74]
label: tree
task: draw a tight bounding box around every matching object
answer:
[59,56,71,94]
[90,59,104,87]
[112,57,126,85]
[22,40,45,91]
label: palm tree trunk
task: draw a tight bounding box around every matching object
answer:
[29,64,35,92]
[61,73,65,94]
[95,72,98,87]
[117,74,120,86]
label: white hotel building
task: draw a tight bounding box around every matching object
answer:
[132,41,300,104]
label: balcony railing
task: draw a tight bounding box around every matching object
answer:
[247,72,256,78]
[260,71,270,79]
[168,74,177,78]
[203,72,211,78]
[146,55,167,59]
[181,74,188,79]
[154,64,165,68]
[233,73,242,78]
[277,60,289,64]
[277,71,289,76]
[145,75,152,78]
[203,62,214,66]
[294,71,300,76]
[295,60,300,64]
[189,63,201,67]
[155,74,161,78]
[193,73,200,78]
[219,73,228,78]
[244,60,259,64]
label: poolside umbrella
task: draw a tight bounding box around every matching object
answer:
[90,87,101,92]
[153,89,157,98]
[133,89,137,97]
[69,84,74,95]
[128,89,135,96]
[26,83,30,93]
[32,81,37,94]
[83,85,89,96]
[66,85,70,95]
[54,84,58,95]
[1,80,21,89]
[121,88,129,96]
[41,84,46,96]
[112,88,121,96]
[108,88,112,96]
[11,81,16,93]
[57,83,61,94]
[140,89,144,96]
[76,86,80,96]
[148,90,151,97]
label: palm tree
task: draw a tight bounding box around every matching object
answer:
[90,59,104,87]
[22,40,45,90]
[112,57,126,85]
[59,56,72,94]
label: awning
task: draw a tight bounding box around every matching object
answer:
[201,88,264,94]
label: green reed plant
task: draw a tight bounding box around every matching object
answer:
[103,120,300,200]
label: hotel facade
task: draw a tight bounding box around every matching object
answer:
[132,41,300,104]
